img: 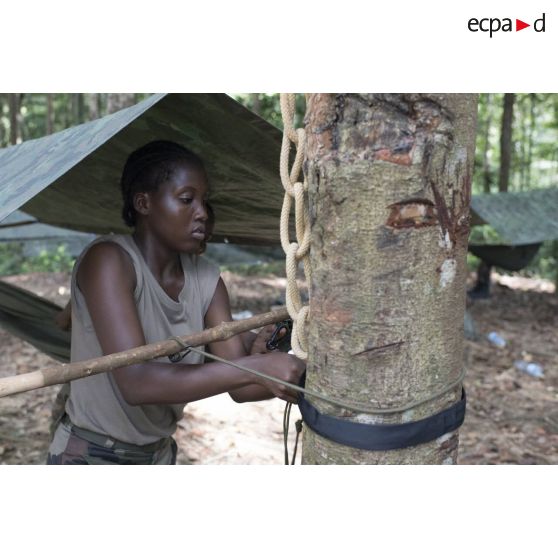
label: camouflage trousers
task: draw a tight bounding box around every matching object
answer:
[46,415,177,465]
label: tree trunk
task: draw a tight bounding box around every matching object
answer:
[498,93,515,192]
[525,93,536,190]
[106,93,136,114]
[46,94,54,135]
[250,93,261,115]
[88,93,99,120]
[77,93,85,123]
[482,93,493,193]
[302,93,478,464]
[71,93,84,124]
[8,93,20,145]
[519,95,527,191]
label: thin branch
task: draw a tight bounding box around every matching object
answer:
[0,307,289,398]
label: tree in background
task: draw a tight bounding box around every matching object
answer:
[8,94,21,145]
[106,93,136,114]
[480,93,493,193]
[0,93,150,147]
[498,93,515,192]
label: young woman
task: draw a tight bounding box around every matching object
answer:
[47,140,305,465]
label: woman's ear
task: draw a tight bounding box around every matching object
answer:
[133,192,151,217]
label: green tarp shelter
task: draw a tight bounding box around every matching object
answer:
[469,187,558,270]
[0,210,93,244]
[0,93,286,245]
[470,187,558,246]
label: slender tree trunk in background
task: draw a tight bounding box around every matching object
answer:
[71,94,79,126]
[499,93,515,192]
[88,93,99,120]
[519,96,528,191]
[302,93,478,464]
[106,93,136,114]
[525,93,536,190]
[250,93,261,115]
[46,94,54,135]
[77,93,85,123]
[0,95,5,146]
[482,93,492,193]
[8,93,20,145]
[71,93,85,124]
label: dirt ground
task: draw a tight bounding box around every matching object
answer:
[0,269,556,465]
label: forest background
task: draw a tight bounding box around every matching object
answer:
[1,92,557,288]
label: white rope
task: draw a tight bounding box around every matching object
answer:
[279,94,311,359]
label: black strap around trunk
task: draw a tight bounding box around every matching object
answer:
[298,386,466,451]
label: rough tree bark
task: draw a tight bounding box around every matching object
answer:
[302,94,478,465]
[499,93,515,193]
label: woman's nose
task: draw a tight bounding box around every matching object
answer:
[195,201,208,221]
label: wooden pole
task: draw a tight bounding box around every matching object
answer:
[0,307,289,398]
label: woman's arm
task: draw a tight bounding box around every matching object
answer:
[77,243,304,406]
[204,279,294,402]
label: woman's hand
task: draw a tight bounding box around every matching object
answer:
[244,352,306,404]
[249,324,286,355]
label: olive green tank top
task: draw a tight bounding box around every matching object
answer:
[66,234,220,445]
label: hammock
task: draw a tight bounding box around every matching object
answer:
[0,279,69,362]
[468,242,542,271]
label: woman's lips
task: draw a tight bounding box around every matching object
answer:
[191,230,205,240]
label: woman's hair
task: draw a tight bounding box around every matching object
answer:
[120,140,206,227]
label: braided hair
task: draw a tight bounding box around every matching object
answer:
[120,140,206,227]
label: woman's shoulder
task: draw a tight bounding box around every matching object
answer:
[75,234,138,292]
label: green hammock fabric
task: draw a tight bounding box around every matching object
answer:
[468,243,542,271]
[0,280,69,362]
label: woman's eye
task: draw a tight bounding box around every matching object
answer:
[180,198,193,204]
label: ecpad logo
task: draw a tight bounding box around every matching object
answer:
[468,13,546,37]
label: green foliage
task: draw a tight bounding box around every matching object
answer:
[468,225,505,244]
[233,93,306,129]
[27,245,76,273]
[0,243,26,275]
[520,240,558,281]
[466,252,481,272]
[0,243,75,276]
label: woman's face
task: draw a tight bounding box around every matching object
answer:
[137,162,209,253]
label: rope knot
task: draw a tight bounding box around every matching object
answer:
[279,93,311,360]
